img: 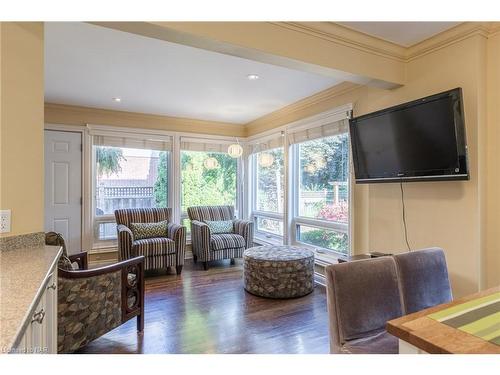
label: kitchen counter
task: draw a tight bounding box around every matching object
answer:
[0,245,62,351]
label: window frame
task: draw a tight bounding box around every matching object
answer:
[290,132,353,257]
[179,148,241,240]
[249,149,285,245]
[90,139,173,250]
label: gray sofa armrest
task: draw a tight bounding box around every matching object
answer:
[191,220,211,261]
[117,224,134,260]
[167,222,187,266]
[233,219,254,249]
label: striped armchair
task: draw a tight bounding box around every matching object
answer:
[187,205,253,270]
[115,208,186,274]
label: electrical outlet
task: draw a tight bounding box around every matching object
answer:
[0,210,11,233]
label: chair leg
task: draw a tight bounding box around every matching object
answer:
[193,254,198,263]
[230,258,235,265]
[176,265,183,275]
[203,261,209,271]
[137,312,144,332]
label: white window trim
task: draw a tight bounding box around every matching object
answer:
[246,104,354,258]
[88,124,243,251]
[248,151,285,244]
[290,131,353,257]
[48,104,353,257]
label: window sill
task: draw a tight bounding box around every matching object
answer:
[314,249,342,266]
[253,235,283,247]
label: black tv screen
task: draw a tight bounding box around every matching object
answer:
[349,88,469,183]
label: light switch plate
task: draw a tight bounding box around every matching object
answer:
[0,210,11,233]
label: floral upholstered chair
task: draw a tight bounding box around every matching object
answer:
[187,205,253,270]
[115,208,186,274]
[45,232,145,353]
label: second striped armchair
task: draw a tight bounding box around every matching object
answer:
[115,208,186,274]
[187,205,253,270]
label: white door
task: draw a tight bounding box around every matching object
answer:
[44,130,82,255]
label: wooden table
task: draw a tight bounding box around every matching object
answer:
[387,286,500,354]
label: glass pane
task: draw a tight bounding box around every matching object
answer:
[298,134,349,223]
[297,225,348,254]
[182,218,191,235]
[181,151,237,212]
[256,217,283,236]
[256,148,284,213]
[96,222,117,241]
[95,146,169,216]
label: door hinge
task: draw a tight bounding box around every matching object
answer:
[80,197,83,205]
[80,144,83,152]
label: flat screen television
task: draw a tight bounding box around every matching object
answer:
[349,88,469,183]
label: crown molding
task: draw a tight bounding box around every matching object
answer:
[273,22,407,62]
[244,82,360,136]
[282,22,500,64]
[44,103,246,137]
[406,22,493,61]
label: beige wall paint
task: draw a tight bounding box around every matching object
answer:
[45,103,246,137]
[249,34,494,297]
[0,22,44,237]
[95,22,406,88]
[1,21,497,295]
[485,32,500,288]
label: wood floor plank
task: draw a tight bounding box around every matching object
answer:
[77,259,329,354]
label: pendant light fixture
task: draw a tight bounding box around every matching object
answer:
[203,157,219,170]
[258,152,274,168]
[228,138,243,158]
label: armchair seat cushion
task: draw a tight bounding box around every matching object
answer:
[133,237,176,256]
[342,331,398,354]
[211,233,246,251]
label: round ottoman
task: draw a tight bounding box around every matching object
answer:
[243,245,315,299]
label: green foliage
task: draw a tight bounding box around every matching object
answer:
[181,151,237,211]
[96,147,125,176]
[299,134,349,190]
[153,152,168,207]
[256,148,284,212]
[300,228,348,255]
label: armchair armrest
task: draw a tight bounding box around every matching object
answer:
[233,219,254,249]
[117,224,134,260]
[190,220,211,261]
[58,255,145,279]
[57,255,145,352]
[68,251,88,270]
[167,222,187,266]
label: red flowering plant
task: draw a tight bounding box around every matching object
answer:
[316,201,349,223]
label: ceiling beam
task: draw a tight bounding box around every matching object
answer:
[91,22,406,89]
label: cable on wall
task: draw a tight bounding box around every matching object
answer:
[400,180,411,252]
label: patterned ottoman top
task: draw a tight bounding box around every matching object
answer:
[244,245,314,262]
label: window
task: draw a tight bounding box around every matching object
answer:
[92,133,171,248]
[180,150,237,232]
[251,147,284,241]
[293,131,350,255]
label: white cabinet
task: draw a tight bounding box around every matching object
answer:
[14,265,58,354]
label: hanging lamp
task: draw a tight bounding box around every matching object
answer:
[203,157,219,170]
[258,152,274,168]
[228,138,243,158]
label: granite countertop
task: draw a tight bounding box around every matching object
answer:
[0,245,62,351]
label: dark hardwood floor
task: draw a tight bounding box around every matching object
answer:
[77,259,330,354]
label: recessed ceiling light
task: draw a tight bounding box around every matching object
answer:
[246,74,260,81]
[112,97,122,103]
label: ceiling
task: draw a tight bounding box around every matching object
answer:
[337,22,462,47]
[45,22,341,124]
